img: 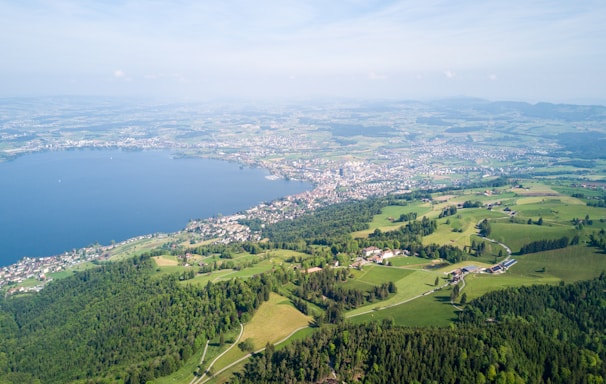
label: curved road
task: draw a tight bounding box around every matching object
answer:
[192,323,244,384]
[198,325,310,383]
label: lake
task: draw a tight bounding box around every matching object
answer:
[0,150,311,266]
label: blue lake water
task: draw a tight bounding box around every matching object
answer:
[0,150,311,266]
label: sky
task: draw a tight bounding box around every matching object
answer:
[1,0,605,103]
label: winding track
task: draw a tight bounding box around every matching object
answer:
[197,325,310,383]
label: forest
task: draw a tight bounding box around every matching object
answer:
[0,256,274,383]
[233,276,606,384]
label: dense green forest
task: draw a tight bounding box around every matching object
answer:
[262,198,386,244]
[233,276,606,383]
[0,256,273,384]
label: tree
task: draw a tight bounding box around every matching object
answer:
[434,276,440,286]
[238,338,255,353]
[451,284,460,301]
[460,292,467,305]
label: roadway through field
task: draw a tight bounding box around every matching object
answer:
[346,282,451,319]
[192,323,243,384]
[198,325,310,384]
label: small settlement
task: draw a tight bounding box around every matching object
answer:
[449,259,518,283]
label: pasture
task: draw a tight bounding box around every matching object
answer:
[345,267,443,317]
[153,255,178,266]
[490,222,577,253]
[348,289,459,327]
[210,293,312,372]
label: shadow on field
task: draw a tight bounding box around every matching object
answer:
[434,295,452,304]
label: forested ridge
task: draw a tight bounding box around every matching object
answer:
[233,276,606,383]
[0,255,273,384]
[262,198,386,243]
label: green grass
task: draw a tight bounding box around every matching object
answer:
[459,245,606,302]
[185,270,240,286]
[205,327,319,384]
[345,267,443,317]
[354,264,413,285]
[510,245,606,282]
[461,273,559,302]
[47,270,74,280]
[386,256,431,267]
[207,293,312,379]
[423,207,507,248]
[264,249,310,262]
[368,204,432,229]
[154,324,243,384]
[490,222,577,253]
[348,289,459,327]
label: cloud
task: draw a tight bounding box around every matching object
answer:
[369,71,387,80]
[114,69,127,78]
[443,69,455,79]
[0,0,604,101]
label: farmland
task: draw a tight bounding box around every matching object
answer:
[3,179,605,384]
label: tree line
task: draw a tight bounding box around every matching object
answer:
[518,236,571,254]
[232,276,606,383]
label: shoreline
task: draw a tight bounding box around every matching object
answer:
[0,148,318,280]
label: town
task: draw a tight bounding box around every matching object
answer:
[1,98,604,293]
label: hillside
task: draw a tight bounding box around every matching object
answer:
[0,180,605,383]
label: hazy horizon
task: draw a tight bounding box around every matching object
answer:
[1,1,605,104]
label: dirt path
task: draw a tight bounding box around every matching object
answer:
[189,341,210,384]
[346,282,451,319]
[198,325,309,383]
[193,323,244,384]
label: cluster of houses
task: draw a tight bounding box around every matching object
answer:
[361,246,410,264]
[347,246,415,268]
[449,259,518,283]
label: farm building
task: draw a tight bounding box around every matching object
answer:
[461,265,479,274]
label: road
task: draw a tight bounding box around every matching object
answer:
[192,323,243,384]
[198,325,310,383]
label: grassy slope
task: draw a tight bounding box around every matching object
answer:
[138,181,606,382]
[211,292,312,373]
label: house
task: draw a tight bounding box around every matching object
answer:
[349,259,367,269]
[380,249,394,259]
[368,254,383,264]
[305,267,323,274]
[362,246,381,257]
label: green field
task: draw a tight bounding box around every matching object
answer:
[490,221,577,253]
[386,256,432,267]
[348,288,459,327]
[200,293,312,383]
[345,266,443,317]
